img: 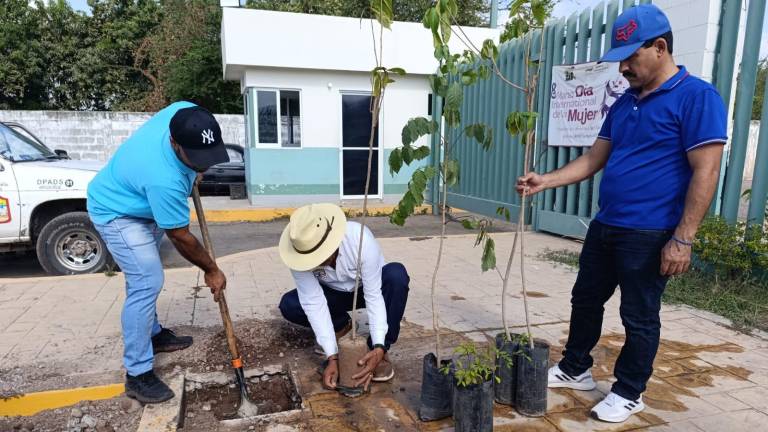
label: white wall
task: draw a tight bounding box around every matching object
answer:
[0,110,246,162]
[655,0,723,83]
[243,68,431,151]
[222,8,499,81]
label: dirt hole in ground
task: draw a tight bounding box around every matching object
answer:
[183,372,301,426]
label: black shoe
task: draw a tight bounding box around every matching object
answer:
[125,370,174,404]
[152,328,193,354]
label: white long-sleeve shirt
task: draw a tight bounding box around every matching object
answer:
[291,221,387,357]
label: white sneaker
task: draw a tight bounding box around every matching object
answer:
[590,392,644,423]
[547,364,597,391]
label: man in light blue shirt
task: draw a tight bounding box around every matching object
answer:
[88,102,229,403]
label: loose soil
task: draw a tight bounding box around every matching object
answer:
[182,373,301,430]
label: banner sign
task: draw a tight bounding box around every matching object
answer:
[548,62,628,147]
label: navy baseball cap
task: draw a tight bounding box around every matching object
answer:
[169,106,229,169]
[599,4,671,63]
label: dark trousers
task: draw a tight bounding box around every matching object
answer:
[279,262,410,350]
[559,220,671,401]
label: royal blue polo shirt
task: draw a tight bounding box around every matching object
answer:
[595,66,727,230]
[87,102,198,229]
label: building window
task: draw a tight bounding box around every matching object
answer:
[254,89,302,148]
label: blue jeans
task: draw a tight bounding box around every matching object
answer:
[559,220,671,401]
[278,262,410,350]
[93,217,165,376]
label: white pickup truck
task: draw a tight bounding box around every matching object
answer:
[0,121,112,275]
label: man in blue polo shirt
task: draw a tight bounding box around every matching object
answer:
[517,5,727,423]
[88,102,229,403]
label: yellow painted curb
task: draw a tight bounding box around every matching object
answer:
[0,384,125,417]
[191,205,431,223]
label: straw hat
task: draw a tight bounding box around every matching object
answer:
[279,204,347,271]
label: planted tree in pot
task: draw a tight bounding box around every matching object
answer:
[336,0,407,397]
[440,342,511,432]
[436,0,554,417]
[386,1,498,420]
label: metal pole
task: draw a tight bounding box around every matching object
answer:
[747,72,768,227]
[490,0,498,29]
[721,0,766,223]
[711,0,744,215]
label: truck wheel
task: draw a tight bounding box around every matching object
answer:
[36,212,113,275]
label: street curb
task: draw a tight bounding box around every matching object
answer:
[190,205,430,223]
[0,383,125,417]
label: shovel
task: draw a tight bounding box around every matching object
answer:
[191,185,260,418]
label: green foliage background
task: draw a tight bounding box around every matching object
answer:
[0,0,489,113]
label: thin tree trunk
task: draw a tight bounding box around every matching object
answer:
[431,158,449,363]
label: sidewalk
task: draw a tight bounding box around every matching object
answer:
[1,231,768,431]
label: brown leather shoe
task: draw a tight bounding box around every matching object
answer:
[313,321,354,356]
[372,353,395,382]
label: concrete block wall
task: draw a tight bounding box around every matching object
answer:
[0,110,246,162]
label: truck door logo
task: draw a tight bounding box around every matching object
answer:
[0,197,10,224]
[65,179,74,187]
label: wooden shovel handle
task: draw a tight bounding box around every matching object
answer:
[191,185,241,363]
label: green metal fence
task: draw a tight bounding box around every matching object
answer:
[715,0,768,226]
[432,0,649,238]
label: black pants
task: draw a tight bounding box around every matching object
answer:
[559,220,671,400]
[278,262,410,350]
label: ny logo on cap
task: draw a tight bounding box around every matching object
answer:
[201,129,214,145]
[616,19,638,42]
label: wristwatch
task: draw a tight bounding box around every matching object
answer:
[373,344,387,353]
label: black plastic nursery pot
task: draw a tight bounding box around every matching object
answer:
[452,377,493,432]
[418,353,454,421]
[514,339,550,417]
[494,332,520,406]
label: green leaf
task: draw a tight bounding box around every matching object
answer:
[505,208,511,222]
[401,117,438,146]
[402,144,414,165]
[506,112,525,137]
[531,0,549,27]
[461,219,478,230]
[481,237,496,272]
[443,82,463,127]
[388,148,403,175]
[429,74,448,97]
[444,109,461,128]
[371,0,393,29]
[464,123,493,150]
[445,82,463,112]
[423,165,437,179]
[440,14,452,44]
[461,69,477,86]
[390,209,405,226]
[478,64,491,80]
[413,145,431,161]
[444,158,460,186]
[480,39,499,61]
[388,67,406,76]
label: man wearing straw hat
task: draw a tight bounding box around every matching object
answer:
[517,4,726,423]
[278,203,410,390]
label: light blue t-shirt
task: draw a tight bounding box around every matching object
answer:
[87,102,197,229]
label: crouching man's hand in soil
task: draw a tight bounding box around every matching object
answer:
[322,355,339,390]
[352,347,385,391]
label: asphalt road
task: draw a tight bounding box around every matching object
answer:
[0,215,515,279]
